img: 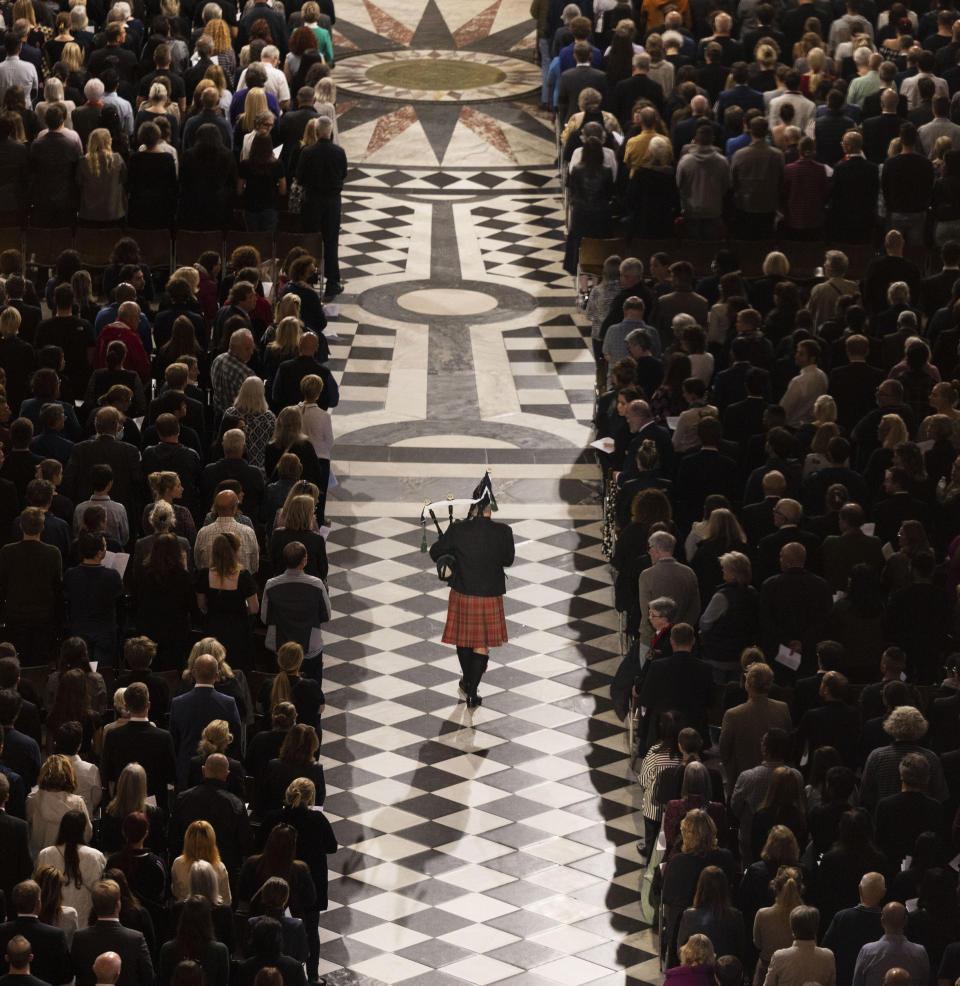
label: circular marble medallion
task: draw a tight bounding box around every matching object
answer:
[397,288,498,315]
[334,49,541,103]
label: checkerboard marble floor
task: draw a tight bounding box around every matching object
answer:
[313,515,660,986]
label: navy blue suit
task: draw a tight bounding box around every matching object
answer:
[169,685,241,789]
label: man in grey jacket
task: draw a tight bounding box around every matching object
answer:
[731,116,784,238]
[676,124,731,240]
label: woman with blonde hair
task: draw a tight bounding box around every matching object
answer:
[205,18,236,86]
[753,866,804,982]
[35,863,79,942]
[803,419,841,478]
[135,81,181,140]
[234,87,268,150]
[203,63,233,114]
[264,315,302,387]
[171,820,232,904]
[187,719,246,798]
[661,811,736,970]
[737,824,801,927]
[60,42,85,79]
[226,377,276,470]
[268,492,328,580]
[100,762,166,853]
[313,76,338,142]
[800,46,831,96]
[690,507,748,604]
[35,810,104,927]
[0,305,33,412]
[864,412,910,495]
[196,532,259,670]
[664,933,716,986]
[258,641,324,732]
[142,470,197,544]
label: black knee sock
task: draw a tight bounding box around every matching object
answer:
[466,650,488,694]
[456,647,471,679]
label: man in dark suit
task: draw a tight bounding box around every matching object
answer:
[182,36,214,101]
[756,499,822,583]
[0,422,42,507]
[112,638,170,726]
[200,429,265,521]
[674,417,739,529]
[139,415,202,517]
[921,239,960,317]
[741,471,786,549]
[170,753,251,875]
[721,366,770,441]
[278,87,319,175]
[716,63,764,118]
[713,340,755,412]
[70,880,153,986]
[62,407,142,522]
[0,698,39,794]
[100,683,175,807]
[874,753,943,865]
[0,777,30,906]
[0,932,50,986]
[270,331,339,413]
[851,380,918,469]
[0,881,72,985]
[815,88,857,164]
[147,365,206,443]
[613,53,663,129]
[791,639,844,722]
[822,872,885,986]
[862,89,904,163]
[0,662,38,748]
[759,541,834,674]
[794,670,861,767]
[618,400,673,483]
[803,438,869,515]
[829,333,885,432]
[872,467,932,546]
[821,503,885,591]
[636,623,714,752]
[557,41,607,124]
[169,655,241,789]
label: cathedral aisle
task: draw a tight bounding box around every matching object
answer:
[316,4,658,982]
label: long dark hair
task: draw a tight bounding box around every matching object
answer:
[580,135,604,173]
[255,824,297,882]
[174,895,215,959]
[55,810,88,889]
[248,133,275,174]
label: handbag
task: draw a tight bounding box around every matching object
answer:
[288,178,304,214]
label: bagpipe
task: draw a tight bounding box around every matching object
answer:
[419,472,498,583]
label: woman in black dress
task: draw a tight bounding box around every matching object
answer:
[256,641,323,733]
[177,123,237,230]
[195,532,258,671]
[238,133,285,231]
[126,121,177,229]
[259,723,325,816]
[429,475,515,708]
[127,532,197,670]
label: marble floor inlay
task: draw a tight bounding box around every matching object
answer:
[321,3,657,983]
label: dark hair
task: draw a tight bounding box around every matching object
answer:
[55,810,88,889]
[175,895,215,960]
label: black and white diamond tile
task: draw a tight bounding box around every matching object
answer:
[326,317,397,413]
[314,516,656,985]
[503,314,596,423]
[345,166,558,194]
[340,195,419,282]
[469,198,570,288]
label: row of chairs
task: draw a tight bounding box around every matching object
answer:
[577,235,901,282]
[4,225,324,285]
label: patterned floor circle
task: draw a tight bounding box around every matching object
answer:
[334,49,542,102]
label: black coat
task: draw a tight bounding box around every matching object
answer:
[429,517,515,597]
[200,457,265,521]
[270,355,335,412]
[170,778,251,870]
[637,651,714,747]
[0,916,71,986]
[874,790,943,864]
[0,812,31,905]
[614,72,664,127]
[101,720,176,806]
[257,804,338,909]
[71,921,153,986]
[755,525,822,584]
[759,568,833,670]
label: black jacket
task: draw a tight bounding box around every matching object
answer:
[759,567,833,670]
[637,651,714,748]
[430,517,515,597]
[170,778,251,870]
[0,811,31,904]
[71,920,153,986]
[101,720,176,806]
[200,458,265,521]
[0,916,71,985]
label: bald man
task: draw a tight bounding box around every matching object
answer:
[170,745,250,876]
[852,902,929,986]
[823,873,886,986]
[94,299,150,383]
[168,653,242,790]
[92,951,121,986]
[270,330,339,413]
[193,488,259,574]
[755,498,823,583]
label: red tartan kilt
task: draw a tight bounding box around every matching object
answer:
[441,589,508,648]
